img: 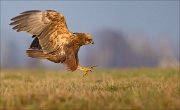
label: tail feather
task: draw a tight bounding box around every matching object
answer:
[26,49,49,58]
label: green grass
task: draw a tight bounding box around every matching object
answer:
[0,68,179,110]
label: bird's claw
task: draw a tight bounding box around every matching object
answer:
[90,65,98,69]
[83,65,98,77]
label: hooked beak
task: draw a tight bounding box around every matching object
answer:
[91,41,94,44]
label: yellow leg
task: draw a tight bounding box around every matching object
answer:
[78,64,97,76]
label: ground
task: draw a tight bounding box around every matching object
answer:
[0,68,179,110]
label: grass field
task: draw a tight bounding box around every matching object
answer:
[0,68,179,110]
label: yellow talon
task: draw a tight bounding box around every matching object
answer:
[78,65,98,76]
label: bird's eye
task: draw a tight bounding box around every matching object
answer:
[86,38,91,41]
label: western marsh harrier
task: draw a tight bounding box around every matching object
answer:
[10,10,96,76]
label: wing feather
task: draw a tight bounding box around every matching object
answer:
[20,10,42,14]
[10,10,71,54]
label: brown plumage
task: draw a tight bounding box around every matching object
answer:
[10,10,95,72]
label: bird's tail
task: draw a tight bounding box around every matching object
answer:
[26,49,50,58]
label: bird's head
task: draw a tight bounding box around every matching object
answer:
[74,32,94,45]
[84,32,94,45]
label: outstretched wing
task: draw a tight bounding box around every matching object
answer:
[10,10,71,53]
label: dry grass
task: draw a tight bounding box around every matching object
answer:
[0,68,179,110]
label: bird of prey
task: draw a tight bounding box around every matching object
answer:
[10,10,96,76]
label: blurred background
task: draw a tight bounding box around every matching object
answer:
[0,1,179,69]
